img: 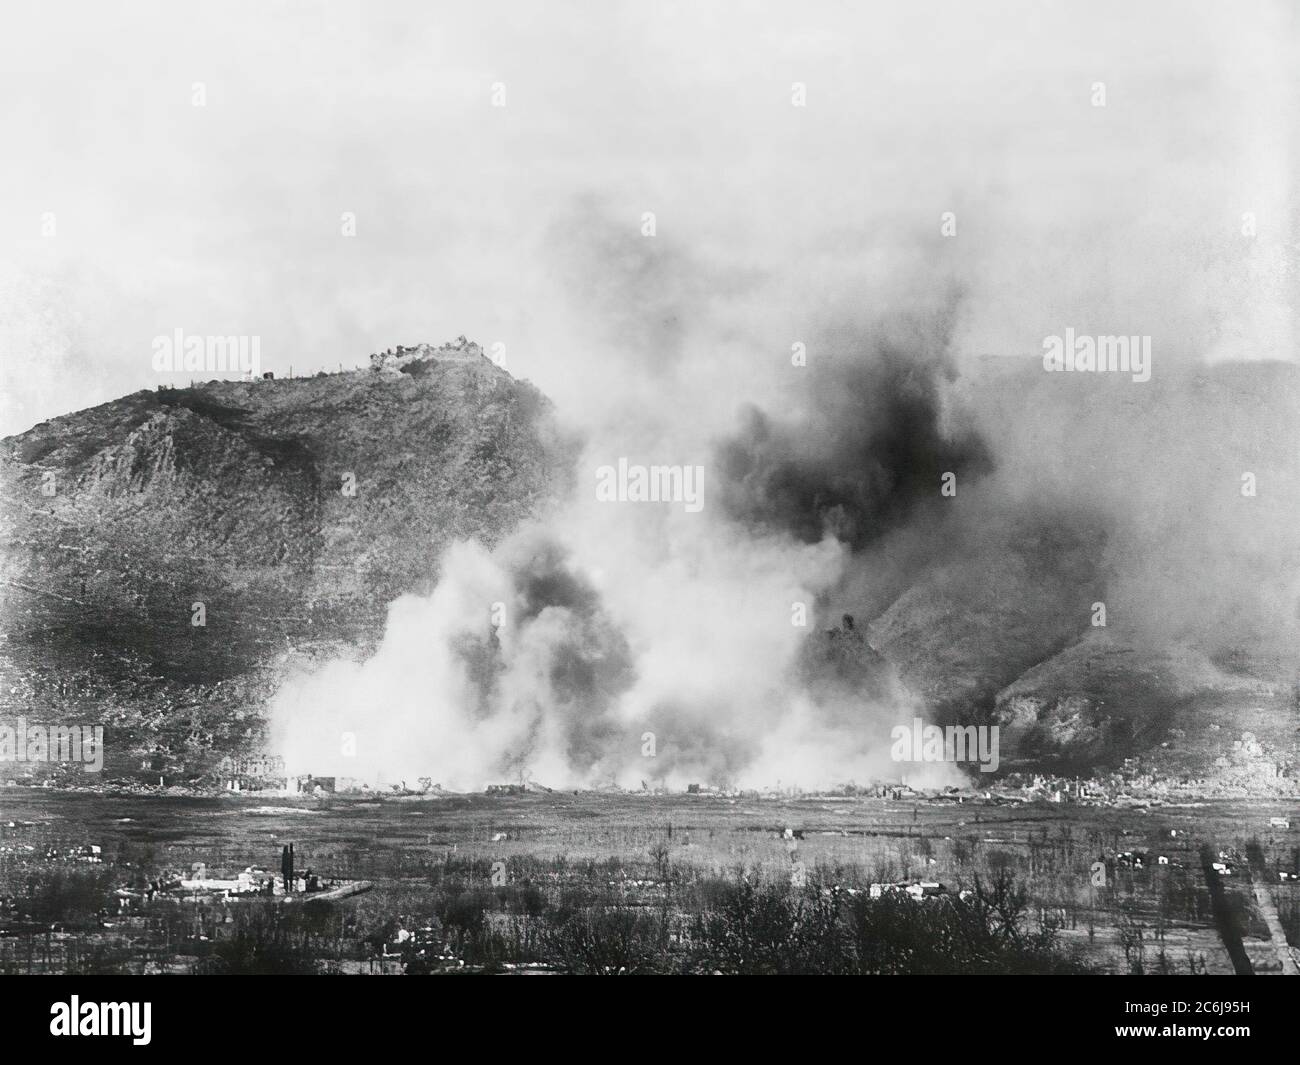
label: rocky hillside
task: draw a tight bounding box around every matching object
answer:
[866,360,1300,779]
[0,342,574,777]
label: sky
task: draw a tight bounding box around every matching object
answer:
[0,0,1295,438]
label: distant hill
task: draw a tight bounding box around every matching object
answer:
[866,359,1300,778]
[0,342,573,778]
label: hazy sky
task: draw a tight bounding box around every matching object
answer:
[1,0,1294,436]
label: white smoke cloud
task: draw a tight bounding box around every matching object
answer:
[271,487,867,789]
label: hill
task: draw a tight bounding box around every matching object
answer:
[0,341,574,778]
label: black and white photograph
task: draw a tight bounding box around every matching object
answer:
[0,0,1297,1035]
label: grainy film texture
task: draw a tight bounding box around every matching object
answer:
[0,1,1297,979]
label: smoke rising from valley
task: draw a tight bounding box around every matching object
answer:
[272,206,1299,789]
[57,0,1269,789]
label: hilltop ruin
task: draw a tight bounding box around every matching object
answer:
[369,336,488,375]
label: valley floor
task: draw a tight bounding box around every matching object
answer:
[1,790,1297,974]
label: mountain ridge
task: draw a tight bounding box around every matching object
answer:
[0,343,575,778]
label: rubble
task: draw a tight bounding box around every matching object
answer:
[369,336,487,375]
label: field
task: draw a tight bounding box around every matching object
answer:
[2,789,1297,975]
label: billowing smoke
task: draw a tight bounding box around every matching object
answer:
[268,244,1001,790]
[715,318,991,551]
[269,509,921,790]
[265,3,1296,789]
[269,191,1299,789]
[270,532,637,790]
